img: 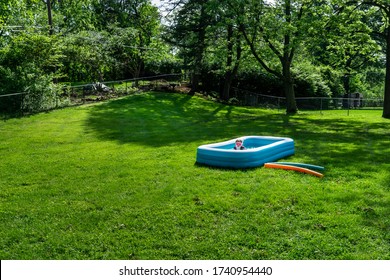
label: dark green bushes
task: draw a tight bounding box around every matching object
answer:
[0,34,63,115]
[200,65,334,99]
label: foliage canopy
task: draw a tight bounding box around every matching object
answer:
[0,0,389,116]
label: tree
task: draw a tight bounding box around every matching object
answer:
[208,1,243,100]
[336,0,390,118]
[53,0,97,33]
[0,0,13,36]
[231,0,313,114]
[166,0,244,97]
[128,1,161,79]
[307,2,381,96]
[92,0,161,79]
[0,0,172,115]
[221,23,242,100]
[60,31,112,82]
[44,0,53,35]
[0,32,63,113]
[358,0,390,118]
[165,0,214,93]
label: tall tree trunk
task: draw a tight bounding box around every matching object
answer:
[46,0,53,35]
[190,55,203,94]
[283,63,297,114]
[343,74,351,94]
[283,0,297,114]
[222,25,234,101]
[222,25,241,101]
[190,3,207,93]
[383,26,390,118]
[222,73,232,101]
[134,60,143,87]
[237,0,300,113]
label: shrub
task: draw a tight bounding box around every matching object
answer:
[0,33,63,115]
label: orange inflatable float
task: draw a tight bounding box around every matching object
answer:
[264,163,324,178]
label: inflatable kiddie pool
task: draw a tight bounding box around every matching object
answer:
[196,136,294,168]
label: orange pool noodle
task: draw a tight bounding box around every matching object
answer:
[264,163,324,178]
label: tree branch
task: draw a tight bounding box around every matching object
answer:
[239,24,282,78]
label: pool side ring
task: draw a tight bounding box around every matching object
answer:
[196,136,294,169]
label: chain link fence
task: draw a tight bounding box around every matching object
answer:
[0,74,183,116]
[2,81,384,117]
[60,74,184,104]
[231,87,384,114]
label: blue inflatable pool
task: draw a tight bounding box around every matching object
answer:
[196,136,294,168]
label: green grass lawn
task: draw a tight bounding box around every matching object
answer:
[1,92,389,260]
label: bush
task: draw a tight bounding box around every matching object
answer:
[21,75,62,113]
[199,63,334,100]
[0,65,62,115]
[145,59,183,76]
[292,63,332,98]
[0,33,63,115]
[235,69,283,96]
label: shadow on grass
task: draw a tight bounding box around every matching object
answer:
[84,92,390,251]
[85,92,288,147]
[85,93,390,169]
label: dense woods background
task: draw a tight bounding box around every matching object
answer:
[1,0,389,117]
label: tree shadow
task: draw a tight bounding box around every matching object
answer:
[84,92,288,147]
[85,93,390,241]
[85,92,390,174]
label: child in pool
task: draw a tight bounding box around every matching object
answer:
[234,139,246,150]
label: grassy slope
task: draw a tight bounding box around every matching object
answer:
[0,92,389,260]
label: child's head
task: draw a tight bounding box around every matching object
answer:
[235,139,243,146]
